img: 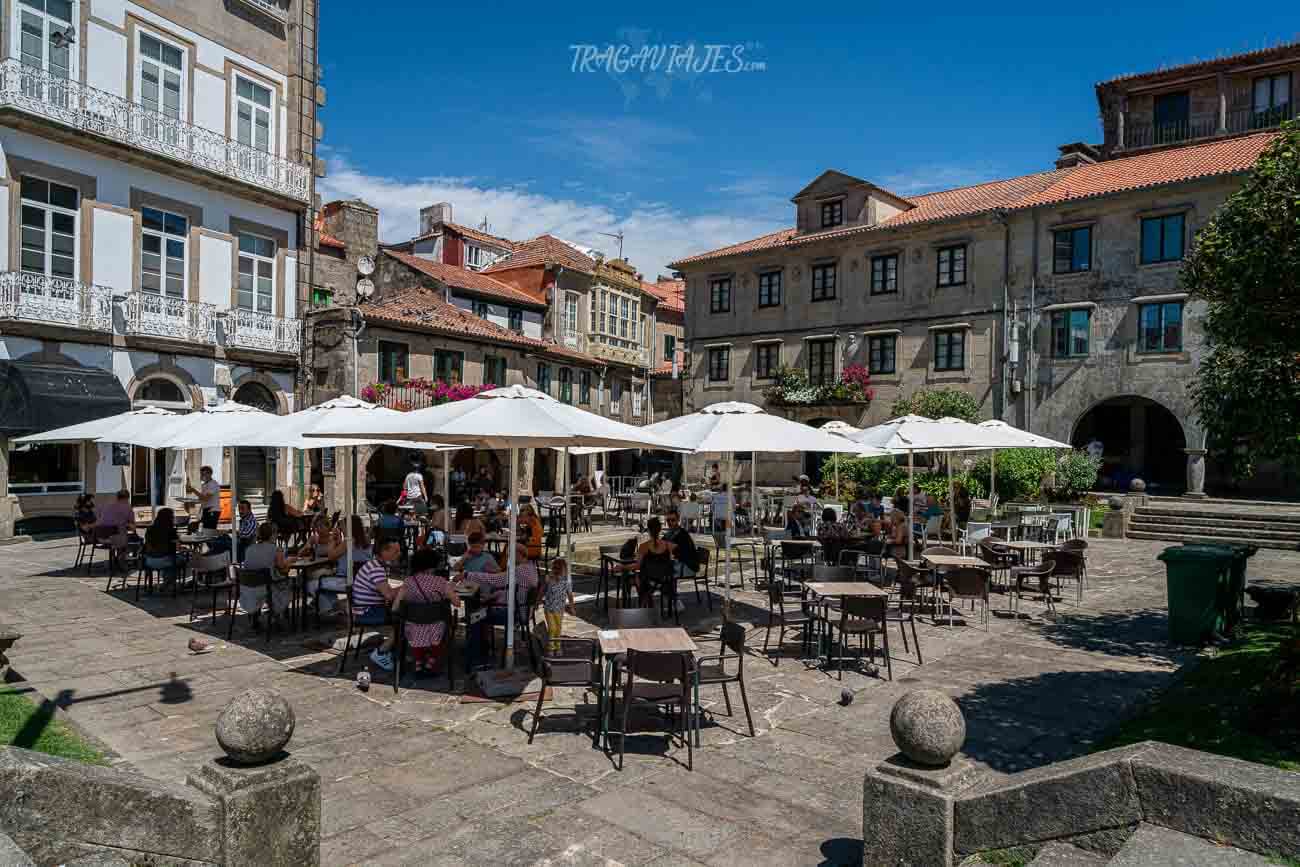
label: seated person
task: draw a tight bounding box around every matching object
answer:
[97,489,137,539]
[817,507,853,540]
[662,509,700,577]
[453,502,485,539]
[302,484,324,515]
[426,494,448,546]
[885,509,910,559]
[396,547,455,675]
[460,542,538,670]
[785,503,808,539]
[517,503,544,561]
[461,531,499,573]
[143,507,185,583]
[207,499,258,561]
[267,490,303,538]
[308,517,371,615]
[75,493,97,533]
[352,538,403,671]
[635,517,676,606]
[240,523,291,622]
[867,493,886,519]
[374,500,406,556]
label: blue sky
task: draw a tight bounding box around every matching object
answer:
[318,1,1298,276]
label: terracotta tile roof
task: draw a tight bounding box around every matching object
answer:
[384,250,546,308]
[671,134,1276,268]
[313,206,345,251]
[363,287,631,370]
[1097,40,1300,87]
[483,234,597,275]
[1009,132,1276,210]
[650,360,679,378]
[641,278,686,314]
[409,221,516,251]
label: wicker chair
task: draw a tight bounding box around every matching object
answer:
[941,566,991,629]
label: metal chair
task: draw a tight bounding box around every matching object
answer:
[960,522,992,554]
[1011,557,1056,616]
[392,600,457,696]
[693,622,755,737]
[941,567,991,629]
[527,623,602,745]
[612,649,694,771]
[827,596,891,681]
[189,552,233,626]
[762,580,813,664]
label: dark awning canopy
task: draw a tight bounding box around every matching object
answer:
[0,360,131,436]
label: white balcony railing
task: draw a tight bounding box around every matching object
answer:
[234,0,289,24]
[123,292,216,344]
[0,59,310,202]
[225,307,302,354]
[0,271,114,332]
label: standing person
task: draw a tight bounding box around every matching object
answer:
[953,483,973,526]
[460,542,538,670]
[541,558,574,653]
[707,463,722,491]
[187,465,221,530]
[711,483,731,535]
[794,475,819,513]
[402,463,429,515]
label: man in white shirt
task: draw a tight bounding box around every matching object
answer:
[403,465,428,514]
[187,465,221,530]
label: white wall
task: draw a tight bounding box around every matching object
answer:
[91,209,134,291]
[284,255,297,319]
[95,443,123,494]
[199,233,233,308]
[449,294,544,339]
[85,21,129,100]
[193,68,227,137]
[0,185,8,271]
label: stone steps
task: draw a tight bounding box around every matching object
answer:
[1129,518,1300,542]
[1107,824,1276,866]
[1127,530,1300,551]
[1129,501,1300,551]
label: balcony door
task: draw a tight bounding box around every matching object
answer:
[15,0,75,106]
[19,175,79,285]
[234,75,273,177]
[135,31,186,147]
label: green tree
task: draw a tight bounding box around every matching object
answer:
[1184,121,1300,477]
[890,388,980,421]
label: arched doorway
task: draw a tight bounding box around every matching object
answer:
[233,382,279,502]
[1072,396,1186,493]
[131,375,192,506]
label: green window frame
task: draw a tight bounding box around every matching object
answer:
[378,340,408,383]
[1140,214,1184,264]
[484,356,507,387]
[933,329,965,371]
[558,367,573,404]
[507,308,523,332]
[1139,302,1183,353]
[536,362,552,395]
[434,349,463,384]
[1053,226,1091,274]
[578,369,591,404]
[1051,309,1091,357]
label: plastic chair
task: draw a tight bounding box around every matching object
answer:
[960,522,992,554]
[941,567,991,629]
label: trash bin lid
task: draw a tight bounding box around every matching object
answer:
[1159,545,1233,562]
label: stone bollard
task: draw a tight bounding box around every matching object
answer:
[186,689,321,867]
[0,625,20,677]
[862,690,982,867]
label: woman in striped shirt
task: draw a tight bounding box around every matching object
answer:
[354,538,402,671]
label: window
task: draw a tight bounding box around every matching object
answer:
[933,329,965,371]
[1139,302,1183,353]
[472,300,489,318]
[1051,309,1091,357]
[558,367,573,404]
[19,176,78,280]
[1053,226,1091,274]
[1140,214,1184,264]
[632,386,642,418]
[1253,73,1291,128]
[508,308,523,333]
[237,233,276,313]
[464,244,485,270]
[1153,91,1190,144]
[663,333,676,363]
[868,335,896,374]
[870,254,898,295]
[709,277,731,313]
[707,347,730,383]
[937,245,966,287]
[138,377,185,403]
[807,338,836,386]
[141,207,188,297]
[378,340,408,383]
[7,441,81,495]
[234,75,272,153]
[599,290,608,331]
[536,362,551,396]
[753,343,779,380]
[820,199,843,228]
[484,356,507,387]
[435,350,463,384]
[811,263,836,301]
[578,369,591,404]
[619,297,630,338]
[19,0,74,82]
[758,270,782,307]
[610,379,623,414]
[563,292,579,339]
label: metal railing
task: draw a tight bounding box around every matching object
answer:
[225,307,302,354]
[0,59,310,202]
[0,271,114,331]
[123,292,216,344]
[233,0,289,23]
[1122,103,1294,150]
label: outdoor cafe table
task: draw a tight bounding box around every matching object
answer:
[283,556,333,629]
[1002,540,1057,563]
[596,626,698,748]
[920,554,988,570]
[177,531,220,549]
[802,582,888,667]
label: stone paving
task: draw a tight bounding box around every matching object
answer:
[3,535,1297,866]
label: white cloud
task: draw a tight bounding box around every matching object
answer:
[318,155,781,278]
[880,163,1009,196]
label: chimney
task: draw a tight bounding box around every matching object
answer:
[1055,142,1100,169]
[419,202,452,235]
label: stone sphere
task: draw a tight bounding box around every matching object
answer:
[215,688,295,765]
[1107,495,1125,511]
[1129,478,1147,493]
[889,689,965,767]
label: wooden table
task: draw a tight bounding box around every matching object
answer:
[596,626,697,656]
[921,554,988,570]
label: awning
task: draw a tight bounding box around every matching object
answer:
[0,360,130,437]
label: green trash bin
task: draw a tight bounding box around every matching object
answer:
[1158,545,1233,644]
[1183,542,1257,633]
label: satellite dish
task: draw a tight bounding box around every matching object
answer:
[357,255,375,276]
[356,278,375,299]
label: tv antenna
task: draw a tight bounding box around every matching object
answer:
[598,230,624,259]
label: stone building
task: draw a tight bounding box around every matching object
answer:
[0,0,324,536]
[642,276,687,424]
[672,43,1299,494]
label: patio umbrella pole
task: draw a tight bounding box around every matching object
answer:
[229,446,239,557]
[907,450,915,563]
[990,449,997,516]
[724,450,734,619]
[443,449,450,538]
[505,446,520,671]
[562,446,571,555]
[750,454,757,534]
[947,451,956,546]
[345,446,354,602]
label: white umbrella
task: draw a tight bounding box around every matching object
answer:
[974,419,1071,513]
[847,415,1007,561]
[309,384,685,669]
[818,420,862,501]
[640,402,872,615]
[13,404,183,445]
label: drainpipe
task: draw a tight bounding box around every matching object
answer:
[1027,209,1041,433]
[994,209,1010,422]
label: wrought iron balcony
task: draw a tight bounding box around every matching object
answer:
[1121,103,1295,150]
[225,307,302,355]
[0,271,114,332]
[0,59,310,202]
[123,292,216,345]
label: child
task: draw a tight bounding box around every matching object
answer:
[542,558,574,653]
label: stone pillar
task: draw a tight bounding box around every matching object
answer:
[863,690,981,867]
[1216,72,1228,133]
[187,689,320,867]
[1183,448,1207,499]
